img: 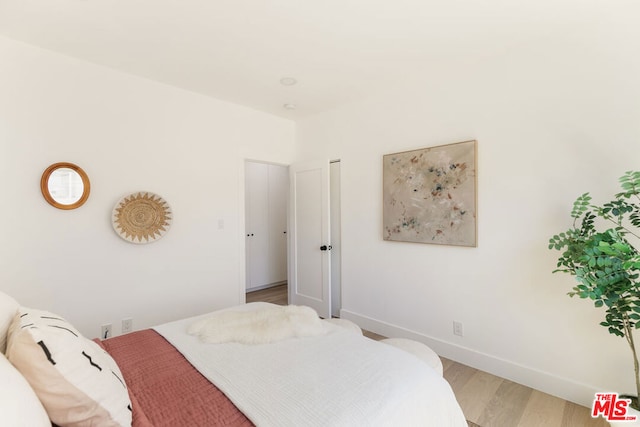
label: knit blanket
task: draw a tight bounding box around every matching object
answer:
[154,302,467,427]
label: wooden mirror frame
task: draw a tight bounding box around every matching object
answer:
[40,162,91,210]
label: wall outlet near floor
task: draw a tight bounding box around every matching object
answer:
[122,318,133,334]
[453,321,464,337]
[101,323,113,339]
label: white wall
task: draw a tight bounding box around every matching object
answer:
[0,36,295,338]
[295,15,640,406]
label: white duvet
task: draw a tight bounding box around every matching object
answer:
[154,302,467,427]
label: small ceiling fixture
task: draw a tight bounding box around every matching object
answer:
[280,77,297,86]
[283,103,297,110]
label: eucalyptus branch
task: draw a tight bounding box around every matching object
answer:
[601,216,640,241]
[624,313,633,348]
[623,314,640,409]
[550,171,640,407]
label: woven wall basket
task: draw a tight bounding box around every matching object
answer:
[112,192,172,244]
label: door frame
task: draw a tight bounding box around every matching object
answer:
[239,158,341,317]
[239,159,290,304]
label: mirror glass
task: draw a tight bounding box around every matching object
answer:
[41,163,90,210]
[47,168,84,205]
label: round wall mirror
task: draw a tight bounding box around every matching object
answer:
[40,162,90,210]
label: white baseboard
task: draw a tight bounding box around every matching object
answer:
[340,308,600,408]
[246,281,286,293]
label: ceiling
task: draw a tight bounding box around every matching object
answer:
[0,0,634,119]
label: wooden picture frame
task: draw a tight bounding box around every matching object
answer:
[383,140,477,247]
[40,162,91,210]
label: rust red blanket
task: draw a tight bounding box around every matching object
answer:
[96,329,253,427]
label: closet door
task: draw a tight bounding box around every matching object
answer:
[267,164,288,284]
[245,162,270,290]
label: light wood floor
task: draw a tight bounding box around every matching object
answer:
[246,284,606,427]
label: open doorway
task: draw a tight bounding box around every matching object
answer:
[244,161,289,295]
[245,159,342,316]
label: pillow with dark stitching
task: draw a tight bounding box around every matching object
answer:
[6,307,132,427]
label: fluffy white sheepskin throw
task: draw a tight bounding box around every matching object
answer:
[187,305,327,344]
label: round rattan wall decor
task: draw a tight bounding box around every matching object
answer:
[112,192,172,244]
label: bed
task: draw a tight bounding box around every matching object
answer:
[0,291,467,426]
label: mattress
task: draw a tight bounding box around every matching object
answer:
[99,303,467,426]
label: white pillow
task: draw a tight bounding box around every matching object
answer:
[0,290,19,353]
[0,351,50,426]
[6,307,132,427]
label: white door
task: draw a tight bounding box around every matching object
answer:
[267,165,288,284]
[245,162,270,290]
[288,160,331,318]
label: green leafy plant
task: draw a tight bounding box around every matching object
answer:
[549,171,640,409]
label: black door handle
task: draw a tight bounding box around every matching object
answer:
[320,245,332,251]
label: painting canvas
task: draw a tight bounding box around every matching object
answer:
[383,140,477,247]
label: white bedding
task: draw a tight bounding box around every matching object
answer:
[154,302,467,427]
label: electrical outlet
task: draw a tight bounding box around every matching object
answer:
[122,318,133,334]
[453,321,464,337]
[101,324,112,339]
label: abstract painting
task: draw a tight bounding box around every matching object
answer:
[383,140,477,247]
